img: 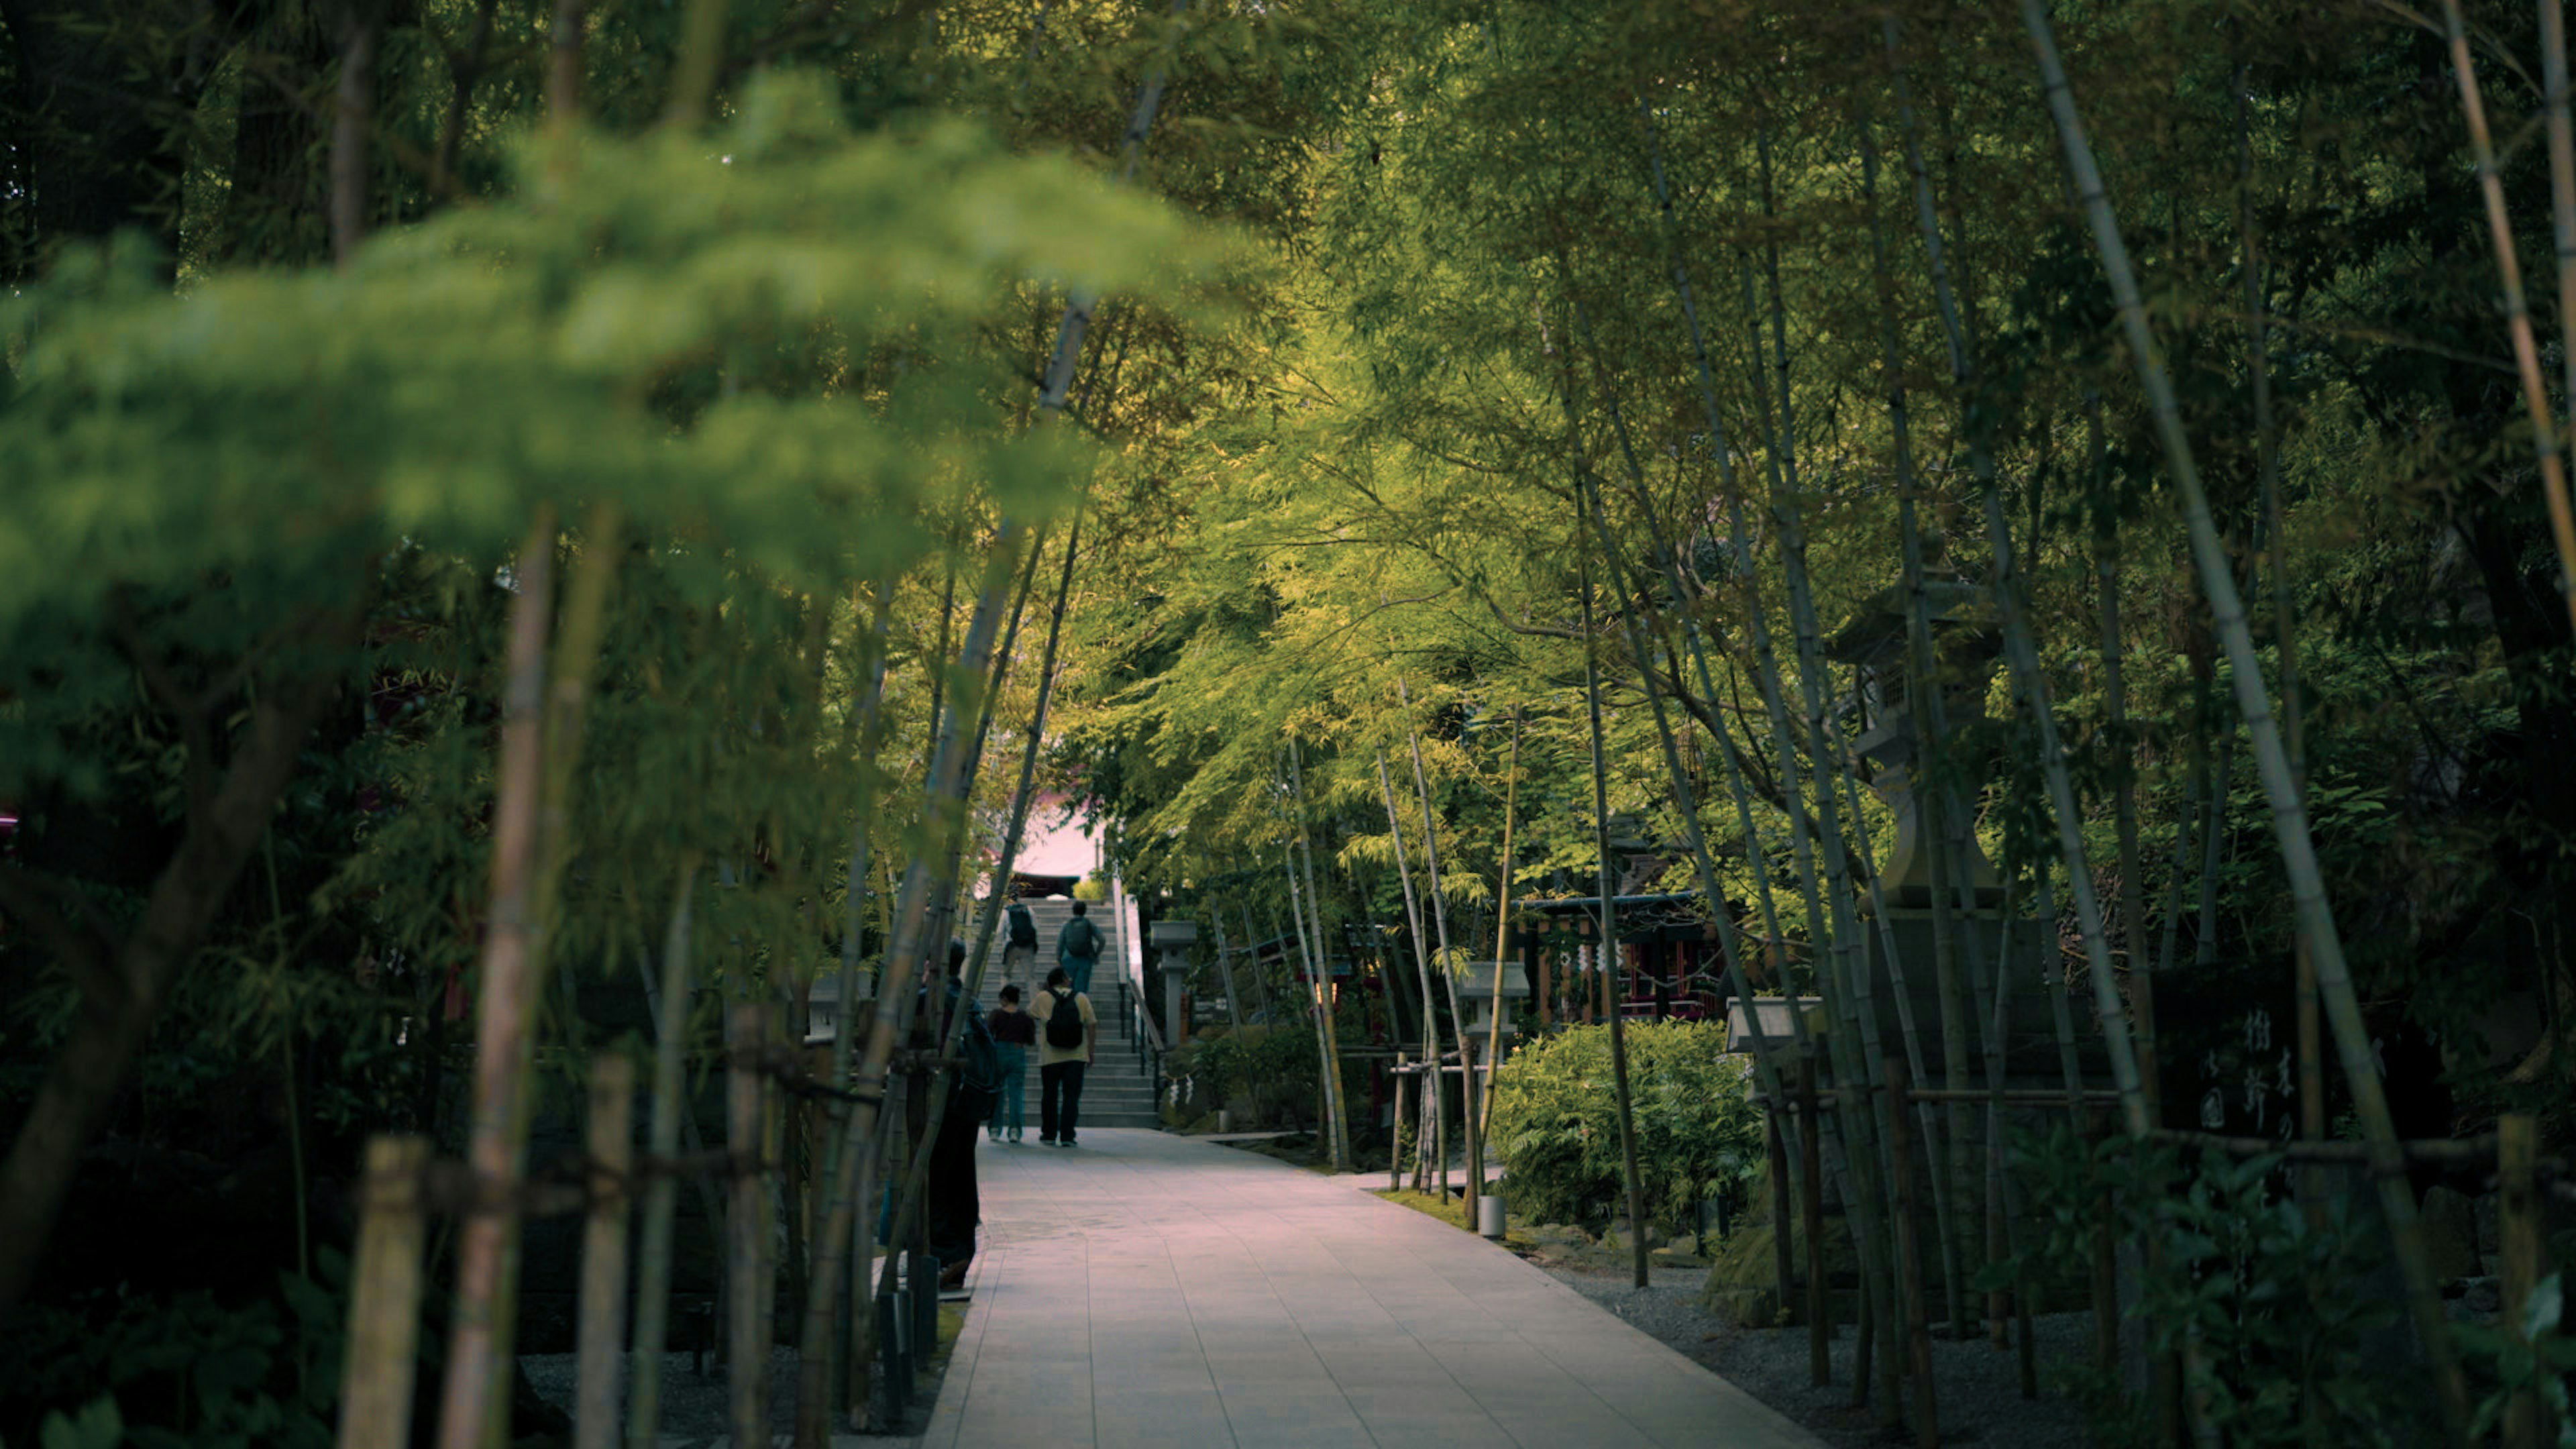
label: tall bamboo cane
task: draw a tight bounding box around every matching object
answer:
[1279,845,1343,1158]
[1396,676,1479,1213]
[875,529,1049,1280]
[627,861,700,1446]
[808,526,1022,1429]
[2436,0,2576,633]
[1566,458,1800,1227]
[1289,741,1354,1172]
[1376,751,1445,1192]
[1568,284,1905,1316]
[1855,118,1982,1339]
[436,505,556,1449]
[1735,247,1903,1411]
[1574,523,1653,1290]
[1629,109,1890,1389]
[1477,709,1523,1140]
[2017,3,2471,1434]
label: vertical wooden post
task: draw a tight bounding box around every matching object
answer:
[1885,1057,1938,1449]
[575,1056,637,1449]
[1538,945,1554,1028]
[1389,1059,1409,1194]
[1797,1056,1829,1387]
[339,1136,431,1449]
[2500,1114,2551,1449]
[729,1004,770,1448]
[1851,1285,1874,1411]
[1767,1106,1796,1326]
[630,866,696,1447]
[2090,1112,2120,1377]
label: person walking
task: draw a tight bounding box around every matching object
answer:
[1057,898,1105,998]
[1002,894,1040,988]
[921,940,1000,1287]
[1035,965,1096,1148]
[986,983,1035,1143]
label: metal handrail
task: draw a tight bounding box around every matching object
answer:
[1122,975,1167,1111]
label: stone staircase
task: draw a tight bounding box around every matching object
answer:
[972,896,1163,1130]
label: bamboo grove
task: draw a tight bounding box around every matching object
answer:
[3,0,2575,1444]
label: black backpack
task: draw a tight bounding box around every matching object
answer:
[1006,901,1039,949]
[1062,916,1101,961]
[1044,987,1085,1049]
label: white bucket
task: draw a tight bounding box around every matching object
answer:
[1476,1195,1507,1238]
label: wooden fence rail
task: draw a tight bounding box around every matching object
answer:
[333,1007,950,1448]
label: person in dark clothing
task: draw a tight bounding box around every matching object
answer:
[1056,898,1105,997]
[923,939,983,1287]
[986,983,1035,1143]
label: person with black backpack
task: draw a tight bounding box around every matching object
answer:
[1002,894,1040,985]
[1034,964,1096,1147]
[1056,898,1105,998]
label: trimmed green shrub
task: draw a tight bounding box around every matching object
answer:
[1489,1022,1760,1234]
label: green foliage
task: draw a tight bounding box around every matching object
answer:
[3,1252,345,1449]
[1488,1022,1756,1232]
[1990,1130,2429,1446]
[2455,1270,2576,1444]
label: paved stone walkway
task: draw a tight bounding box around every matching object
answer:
[916,1129,1823,1449]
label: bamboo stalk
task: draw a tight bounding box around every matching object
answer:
[339,1136,431,1449]
[1211,910,1246,1032]
[1564,291,1826,1234]
[437,504,558,1449]
[2155,708,2202,981]
[1375,751,1444,1192]
[1736,243,1901,1414]
[2230,54,2325,1255]
[1857,119,1984,1330]
[1034,0,1191,421]
[1238,901,1278,1024]
[1767,1106,1797,1330]
[2087,399,2160,1129]
[1476,709,1523,1141]
[1979,904,2042,1389]
[1574,517,1652,1291]
[1278,848,1340,1157]
[1288,742,1354,1172]
[574,1054,636,1449]
[728,1004,770,1448]
[1884,1056,1939,1449]
[875,527,1059,1295]
[1833,726,1969,1342]
[2438,0,2576,633]
[2499,1114,2549,1449]
[627,863,699,1447]
[1631,105,1888,1403]
[2019,3,2473,1434]
[1799,1057,1830,1385]
[819,527,1023,1430]
[1395,676,1477,1212]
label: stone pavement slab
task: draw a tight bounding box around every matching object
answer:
[912,1130,1823,1449]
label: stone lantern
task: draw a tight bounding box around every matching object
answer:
[1823,542,2005,910]
[1148,919,1197,1047]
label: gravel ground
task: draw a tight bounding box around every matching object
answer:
[521,1347,803,1440]
[1532,1251,2098,1448]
